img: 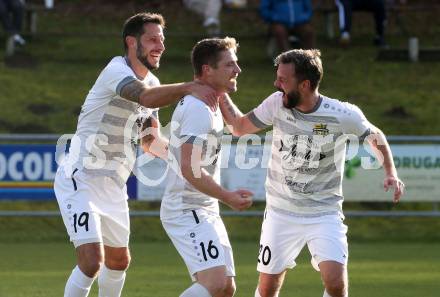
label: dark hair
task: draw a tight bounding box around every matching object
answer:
[274,49,323,91]
[191,37,238,77]
[122,13,165,52]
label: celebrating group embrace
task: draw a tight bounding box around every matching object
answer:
[54,12,404,297]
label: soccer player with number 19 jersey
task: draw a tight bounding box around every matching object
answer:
[54,12,217,297]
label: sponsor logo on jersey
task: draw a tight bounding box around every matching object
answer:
[313,123,329,136]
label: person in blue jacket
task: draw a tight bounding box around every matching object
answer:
[260,0,315,56]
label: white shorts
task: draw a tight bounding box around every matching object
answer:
[257,209,348,274]
[54,166,130,248]
[161,210,235,281]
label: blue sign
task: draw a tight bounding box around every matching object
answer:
[0,144,137,200]
[0,144,57,199]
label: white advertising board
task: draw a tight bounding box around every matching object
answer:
[136,144,440,202]
[343,145,440,201]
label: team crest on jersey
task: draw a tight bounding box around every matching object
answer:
[313,123,329,136]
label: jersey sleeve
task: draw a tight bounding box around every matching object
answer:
[341,103,374,140]
[99,62,138,96]
[179,100,213,146]
[248,92,281,128]
[146,73,161,88]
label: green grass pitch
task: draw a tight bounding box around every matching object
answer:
[1,241,439,296]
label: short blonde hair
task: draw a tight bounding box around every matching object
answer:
[191,37,238,76]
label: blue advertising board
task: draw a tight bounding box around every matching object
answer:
[0,144,57,199]
[0,144,137,200]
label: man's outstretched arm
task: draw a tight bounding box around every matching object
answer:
[120,80,218,109]
[219,94,262,136]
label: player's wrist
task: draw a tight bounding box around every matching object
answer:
[218,189,232,203]
[385,169,398,179]
[183,81,196,95]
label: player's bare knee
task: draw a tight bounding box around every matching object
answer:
[109,257,130,271]
[324,279,346,297]
[106,253,131,271]
[258,284,280,297]
[118,253,131,270]
[258,274,283,297]
[321,262,347,297]
[259,288,279,297]
[211,278,228,296]
[84,254,103,273]
[221,280,236,297]
[78,255,103,277]
[77,244,104,277]
[201,276,227,296]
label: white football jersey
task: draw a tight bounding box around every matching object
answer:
[249,92,374,218]
[66,56,159,188]
[160,95,224,219]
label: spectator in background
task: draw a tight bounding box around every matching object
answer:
[183,0,222,37]
[335,0,387,47]
[0,0,26,45]
[260,0,315,57]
